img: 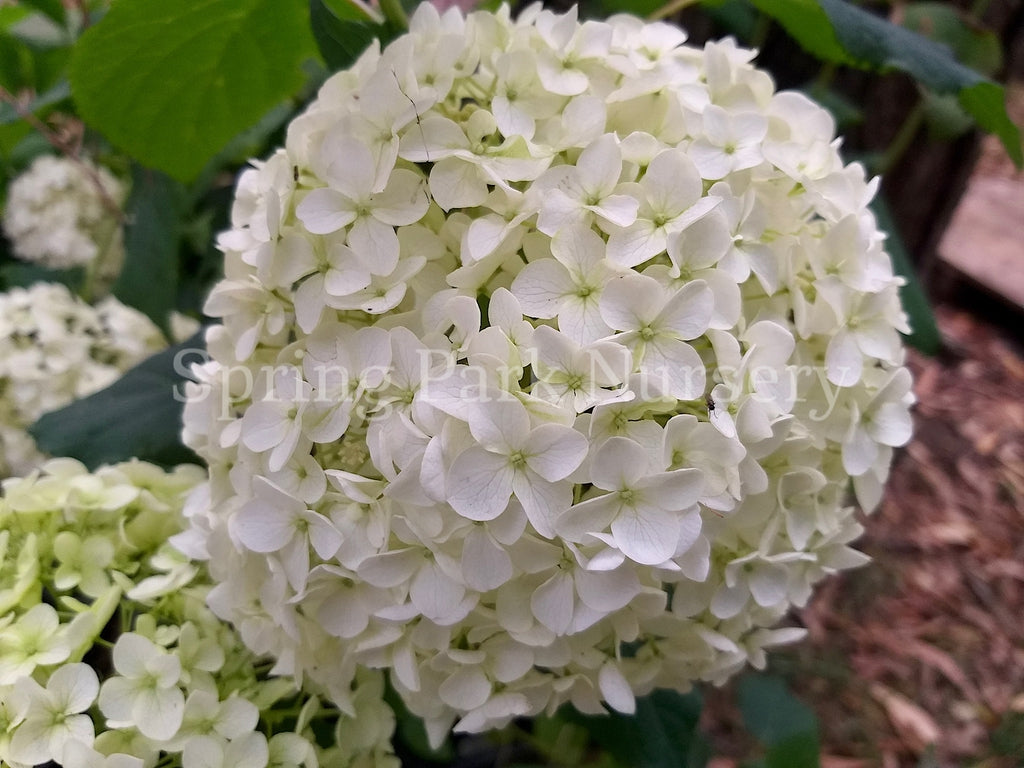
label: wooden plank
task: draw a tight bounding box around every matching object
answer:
[938,174,1024,309]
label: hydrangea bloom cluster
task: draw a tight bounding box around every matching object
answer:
[182,3,915,743]
[2,154,126,272]
[0,458,398,768]
[0,282,171,476]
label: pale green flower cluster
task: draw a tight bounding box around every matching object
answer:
[0,283,169,477]
[0,459,399,768]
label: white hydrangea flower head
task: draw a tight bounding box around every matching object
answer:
[0,282,167,476]
[183,2,915,743]
[2,154,126,272]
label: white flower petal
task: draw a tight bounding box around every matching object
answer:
[530,571,574,634]
[512,472,573,539]
[410,560,467,623]
[826,329,863,387]
[448,447,514,521]
[348,216,400,277]
[47,663,99,713]
[439,667,491,710]
[462,527,513,592]
[524,423,588,482]
[512,260,575,319]
[111,633,159,678]
[749,563,789,608]
[611,503,679,565]
[295,188,356,234]
[598,662,636,714]
[133,685,185,741]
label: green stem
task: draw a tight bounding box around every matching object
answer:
[750,11,773,50]
[875,101,926,175]
[813,62,837,91]
[379,0,408,30]
[647,0,700,22]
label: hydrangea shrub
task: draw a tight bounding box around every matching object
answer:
[2,155,125,274]
[182,3,915,743]
[0,459,398,768]
[0,282,169,476]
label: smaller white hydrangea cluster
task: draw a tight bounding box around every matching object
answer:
[2,154,126,271]
[0,282,167,476]
[0,458,398,768]
[183,2,915,745]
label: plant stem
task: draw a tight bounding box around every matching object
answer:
[876,101,926,176]
[379,0,409,30]
[648,0,700,22]
[72,0,90,29]
[0,87,125,222]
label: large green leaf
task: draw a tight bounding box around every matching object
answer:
[309,0,386,71]
[567,689,707,768]
[748,0,1022,166]
[113,166,184,333]
[737,674,820,768]
[29,334,203,469]
[748,0,850,65]
[69,0,317,181]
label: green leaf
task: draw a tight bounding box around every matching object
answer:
[567,689,706,768]
[822,0,1022,166]
[749,0,1022,167]
[29,334,203,469]
[0,262,84,291]
[1,127,47,165]
[737,674,820,768]
[900,3,1001,76]
[69,0,317,181]
[0,30,33,92]
[309,0,384,71]
[921,89,973,140]
[871,196,941,355]
[186,100,295,207]
[958,81,1022,166]
[0,5,32,29]
[748,0,852,65]
[0,120,32,160]
[113,166,184,333]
